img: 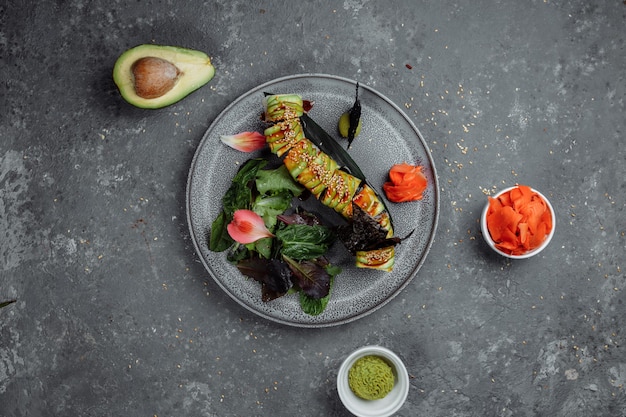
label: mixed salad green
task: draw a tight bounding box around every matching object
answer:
[209,158,342,316]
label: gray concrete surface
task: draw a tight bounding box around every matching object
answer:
[1,1,625,416]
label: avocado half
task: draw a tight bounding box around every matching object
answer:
[113,44,215,109]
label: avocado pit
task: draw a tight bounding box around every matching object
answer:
[131,56,181,99]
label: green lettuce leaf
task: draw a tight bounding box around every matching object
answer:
[255,164,304,196]
[222,159,266,216]
[250,237,273,259]
[276,224,336,260]
[209,211,234,252]
[252,190,294,230]
[210,159,267,252]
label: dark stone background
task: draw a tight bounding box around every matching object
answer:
[1,1,624,416]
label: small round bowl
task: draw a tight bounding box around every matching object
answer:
[481,186,556,259]
[337,346,409,417]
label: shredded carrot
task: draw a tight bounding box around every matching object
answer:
[383,163,427,203]
[486,185,553,255]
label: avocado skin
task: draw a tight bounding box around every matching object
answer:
[113,44,215,109]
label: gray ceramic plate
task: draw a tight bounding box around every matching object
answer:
[187,74,439,327]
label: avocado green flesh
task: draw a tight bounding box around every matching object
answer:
[264,120,304,157]
[113,44,215,109]
[264,94,304,122]
[338,111,362,138]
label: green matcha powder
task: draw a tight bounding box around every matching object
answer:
[348,355,395,400]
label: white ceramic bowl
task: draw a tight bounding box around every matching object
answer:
[481,186,556,259]
[337,346,409,417]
